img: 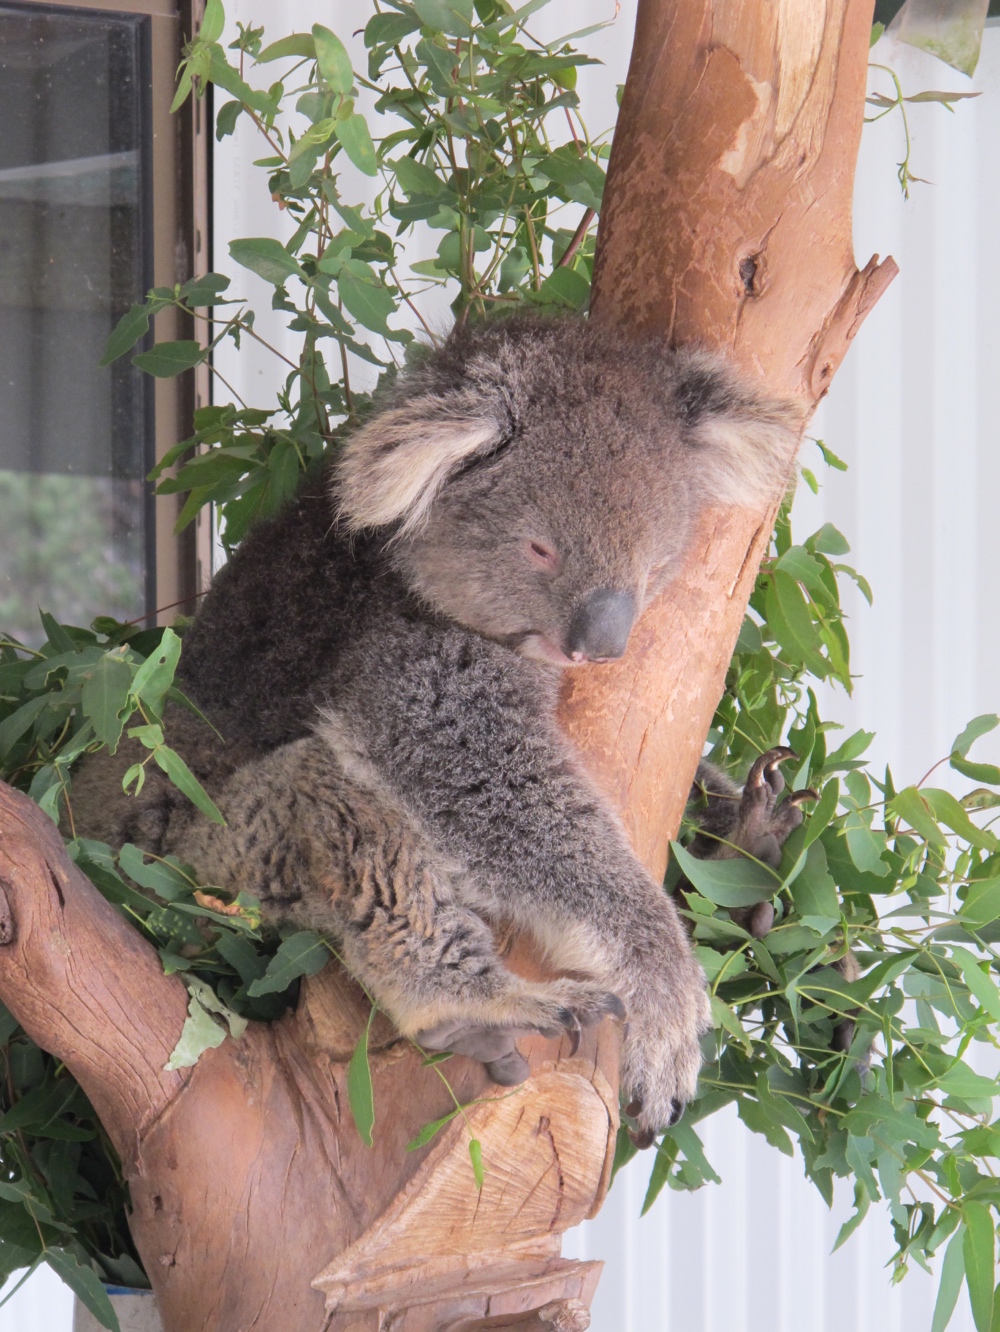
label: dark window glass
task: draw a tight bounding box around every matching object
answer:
[0,3,152,644]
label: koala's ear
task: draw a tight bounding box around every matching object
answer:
[335,393,505,534]
[673,352,803,508]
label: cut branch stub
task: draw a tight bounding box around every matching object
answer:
[563,0,896,875]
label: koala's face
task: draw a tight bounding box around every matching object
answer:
[336,317,798,667]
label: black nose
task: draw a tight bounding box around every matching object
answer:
[566,589,637,662]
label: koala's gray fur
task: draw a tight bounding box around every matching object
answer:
[74,314,801,1141]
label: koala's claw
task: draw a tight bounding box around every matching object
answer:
[415,985,625,1086]
[623,1093,686,1148]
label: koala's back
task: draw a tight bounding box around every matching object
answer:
[178,473,406,748]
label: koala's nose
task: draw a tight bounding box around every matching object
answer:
[566,589,637,663]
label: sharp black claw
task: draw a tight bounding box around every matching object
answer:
[748,746,798,788]
[628,1126,657,1150]
[668,1098,685,1127]
[565,1011,583,1056]
[786,787,820,807]
[604,993,628,1023]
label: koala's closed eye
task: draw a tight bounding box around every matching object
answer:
[525,540,560,572]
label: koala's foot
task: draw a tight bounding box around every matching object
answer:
[725,748,817,938]
[733,747,818,867]
[414,979,626,1086]
[618,950,711,1148]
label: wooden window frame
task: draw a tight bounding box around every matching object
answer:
[8,0,211,620]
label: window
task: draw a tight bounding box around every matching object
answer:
[0,0,209,644]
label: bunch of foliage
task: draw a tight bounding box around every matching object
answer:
[0,4,997,1330]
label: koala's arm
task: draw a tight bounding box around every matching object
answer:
[332,638,712,1140]
[173,734,625,1086]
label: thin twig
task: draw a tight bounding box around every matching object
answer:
[556,208,596,268]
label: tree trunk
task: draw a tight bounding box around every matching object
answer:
[0,3,893,1328]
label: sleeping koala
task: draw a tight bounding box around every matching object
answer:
[75,315,800,1142]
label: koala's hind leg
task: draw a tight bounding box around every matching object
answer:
[175,736,623,1084]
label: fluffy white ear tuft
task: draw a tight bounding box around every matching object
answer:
[335,394,504,534]
[675,351,804,509]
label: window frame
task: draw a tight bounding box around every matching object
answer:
[5,0,211,622]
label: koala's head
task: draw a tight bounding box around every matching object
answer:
[335,316,800,667]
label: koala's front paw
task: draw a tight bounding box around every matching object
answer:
[621,961,711,1148]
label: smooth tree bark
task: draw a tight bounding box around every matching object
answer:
[0,2,894,1329]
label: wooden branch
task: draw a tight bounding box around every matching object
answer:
[0,783,189,1154]
[562,0,896,873]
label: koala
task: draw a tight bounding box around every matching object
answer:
[74,315,801,1143]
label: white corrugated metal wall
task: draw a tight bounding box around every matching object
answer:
[4,5,998,1328]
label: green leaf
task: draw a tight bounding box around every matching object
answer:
[533,266,591,310]
[932,1226,967,1332]
[952,948,1000,1022]
[247,932,328,996]
[639,1134,679,1213]
[133,340,206,378]
[338,268,396,335]
[406,1107,461,1151]
[803,778,839,850]
[961,879,1000,927]
[964,1202,996,1332]
[153,745,226,825]
[534,149,605,212]
[671,839,779,908]
[468,1137,484,1189]
[312,25,354,93]
[413,0,474,36]
[391,155,450,200]
[119,844,192,901]
[258,33,316,63]
[954,716,1000,759]
[215,98,243,139]
[198,0,225,44]
[844,821,890,877]
[890,786,946,846]
[789,840,839,924]
[926,788,998,852]
[765,571,828,676]
[365,12,421,46]
[45,1249,120,1332]
[100,303,151,365]
[833,1180,871,1251]
[179,272,232,306]
[81,653,132,751]
[952,755,1000,786]
[347,1008,375,1147]
[130,627,182,718]
[0,695,49,760]
[229,237,303,286]
[810,523,851,556]
[335,113,378,177]
[164,985,228,1071]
